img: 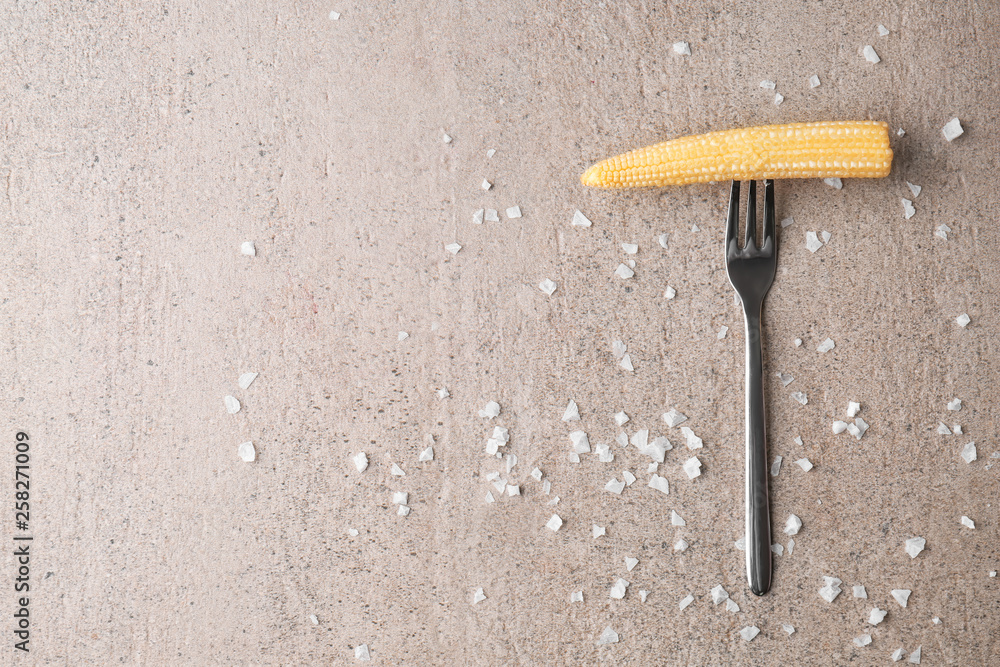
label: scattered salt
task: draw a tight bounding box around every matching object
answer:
[486,148,496,158]
[625,557,639,571]
[821,230,832,244]
[674,538,689,552]
[735,536,746,551]
[777,372,794,386]
[680,426,703,450]
[863,45,881,63]
[445,242,462,255]
[442,132,451,144]
[615,263,635,279]
[824,177,843,190]
[572,210,593,227]
[870,607,888,625]
[437,388,450,399]
[854,634,872,647]
[878,24,890,36]
[562,400,580,422]
[905,537,925,558]
[932,617,941,625]
[892,648,906,662]
[787,538,794,554]
[610,578,629,599]
[639,590,649,602]
[717,325,729,339]
[348,528,359,536]
[596,443,614,463]
[785,514,802,535]
[897,128,906,136]
[570,591,584,603]
[781,216,795,228]
[806,231,823,252]
[809,74,821,88]
[506,484,520,497]
[726,598,740,612]
[353,452,369,473]
[391,463,405,477]
[538,278,557,296]
[605,478,626,494]
[671,510,686,527]
[961,441,977,463]
[891,589,911,607]
[355,644,370,661]
[658,233,669,249]
[241,241,256,256]
[506,206,522,219]
[961,516,975,529]
[907,181,922,198]
[397,505,410,516]
[774,93,784,106]
[854,585,868,599]
[771,543,784,556]
[817,338,835,353]
[614,411,629,426]
[935,224,951,240]
[791,392,808,405]
[648,474,670,494]
[682,457,702,479]
[910,646,922,664]
[622,470,636,486]
[782,624,795,636]
[570,431,591,454]
[794,338,802,347]
[473,588,487,604]
[392,492,408,505]
[902,198,916,219]
[481,179,492,191]
[760,80,776,90]
[942,117,964,142]
[819,576,842,602]
[592,525,606,538]
[662,409,688,427]
[956,313,970,327]
[679,594,694,610]
[237,442,256,462]
[739,626,760,642]
[472,209,484,224]
[418,447,434,462]
[484,209,499,222]
[224,395,241,414]
[238,372,258,390]
[479,401,501,418]
[673,41,691,55]
[621,242,638,254]
[546,514,563,532]
[619,354,634,372]
[485,491,494,503]
[832,421,848,434]
[710,584,729,605]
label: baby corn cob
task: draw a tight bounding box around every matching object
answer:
[581,120,892,188]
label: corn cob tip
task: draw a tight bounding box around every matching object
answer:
[580,164,604,187]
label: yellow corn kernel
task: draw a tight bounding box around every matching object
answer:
[580,121,893,188]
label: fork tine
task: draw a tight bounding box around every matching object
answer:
[726,181,741,253]
[763,179,775,250]
[744,180,757,249]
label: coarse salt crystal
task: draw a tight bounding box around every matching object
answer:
[622,470,636,486]
[674,538,688,552]
[782,624,795,635]
[807,74,821,88]
[355,644,370,661]
[796,458,813,472]
[621,242,638,254]
[791,392,808,405]
[648,474,669,494]
[473,587,487,604]
[717,325,729,339]
[933,617,941,624]
[824,177,843,190]
[902,198,916,219]
[538,278,557,296]
[397,331,409,342]
[907,181,922,198]
[910,646,922,664]
[806,231,823,252]
[238,372,258,389]
[639,590,649,602]
[442,132,451,144]
[853,417,869,440]
[614,411,629,426]
[785,514,802,535]
[936,224,951,240]
[397,505,411,516]
[445,242,462,255]
[891,589,911,607]
[781,216,794,228]
[851,585,867,599]
[892,648,906,661]
[770,456,783,476]
[662,409,687,427]
[680,426,703,450]
[224,395,241,414]
[863,45,881,63]
[847,401,861,417]
[506,484,520,497]
[570,591,584,603]
[309,614,318,625]
[760,80,776,89]
[735,536,746,551]
[485,491,494,503]
[679,594,694,610]
[419,446,434,462]
[673,41,691,55]
[794,338,802,347]
[710,584,729,604]
[937,422,952,435]
[478,401,501,419]
[777,372,794,386]
[771,543,784,556]
[630,429,648,450]
[353,452,369,472]
[658,233,669,249]
[683,457,702,479]
[961,516,975,529]
[473,209,484,224]
[610,578,629,599]
[615,263,635,279]
[611,340,626,358]
[727,598,740,612]
[625,557,639,571]
[605,478,625,494]
[240,241,256,256]
[819,576,842,602]
[832,420,849,434]
[671,510,686,526]
[570,431,590,454]
[897,128,906,136]
[572,210,592,227]
[619,354,634,372]
[543,479,551,494]
[486,148,496,158]
[817,338,835,353]
[821,230,832,244]
[905,537,926,558]
[854,634,872,647]
[794,436,803,446]
[437,387,450,400]
[481,179,492,191]
[237,442,256,462]
[942,117,964,141]
[616,432,628,447]
[392,492,408,505]
[739,626,760,642]
[391,463,405,477]
[348,528,359,536]
[562,400,580,422]
[774,93,784,106]
[878,24,890,36]
[870,607,888,625]
[956,313,970,327]
[546,514,563,532]
[547,496,560,506]
[506,206,522,219]
[596,443,614,463]
[960,441,977,463]
[484,209,499,222]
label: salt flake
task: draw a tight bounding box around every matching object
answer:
[619,354,634,372]
[648,474,669,494]
[726,598,740,612]
[622,470,636,486]
[671,510,686,526]
[479,401,501,418]
[605,478,625,494]
[806,231,823,252]
[546,514,563,532]
[847,401,861,417]
[791,392,808,405]
[445,242,462,255]
[942,117,964,142]
[572,210,592,227]
[672,41,691,55]
[355,644,370,661]
[771,543,784,556]
[481,179,492,191]
[397,505,410,516]
[710,584,729,605]
[682,457,702,479]
[854,585,868,598]
[570,430,591,453]
[902,198,916,219]
[854,634,872,647]
[392,492,408,505]
[832,421,849,434]
[391,463,405,477]
[817,337,835,353]
[956,313,970,327]
[878,24,890,36]
[759,79,775,89]
[506,206,522,219]
[662,409,688,427]
[782,624,796,635]
[936,224,951,240]
[770,456,783,476]
[891,589,911,607]
[224,395,241,414]
[905,537,926,558]
[824,177,843,190]
[819,576,842,602]
[892,648,906,661]
[863,45,881,63]
[658,233,669,249]
[237,442,256,462]
[679,594,694,610]
[473,587,487,604]
[784,514,802,535]
[961,516,975,529]
[353,452,369,473]
[680,426,703,450]
[570,591,584,603]
[639,590,649,602]
[614,411,629,426]
[809,74,820,88]
[674,538,688,552]
[538,278,557,296]
[717,325,729,339]
[238,372,258,389]
[615,263,635,279]
[418,446,434,462]
[910,646,922,664]
[907,181,922,198]
[562,399,580,422]
[625,557,639,571]
[621,242,638,254]
[960,441,977,463]
[472,209,484,224]
[739,626,760,642]
[870,607,888,625]
[781,216,794,228]
[484,209,499,222]
[774,93,784,106]
[241,241,256,256]
[593,525,606,538]
[777,372,794,386]
[610,578,629,599]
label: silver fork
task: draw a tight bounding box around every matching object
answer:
[724,179,777,596]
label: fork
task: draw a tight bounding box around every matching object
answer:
[724,179,778,596]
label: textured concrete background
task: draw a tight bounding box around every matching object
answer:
[1,0,998,664]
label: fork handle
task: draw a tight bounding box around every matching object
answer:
[742,302,772,595]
